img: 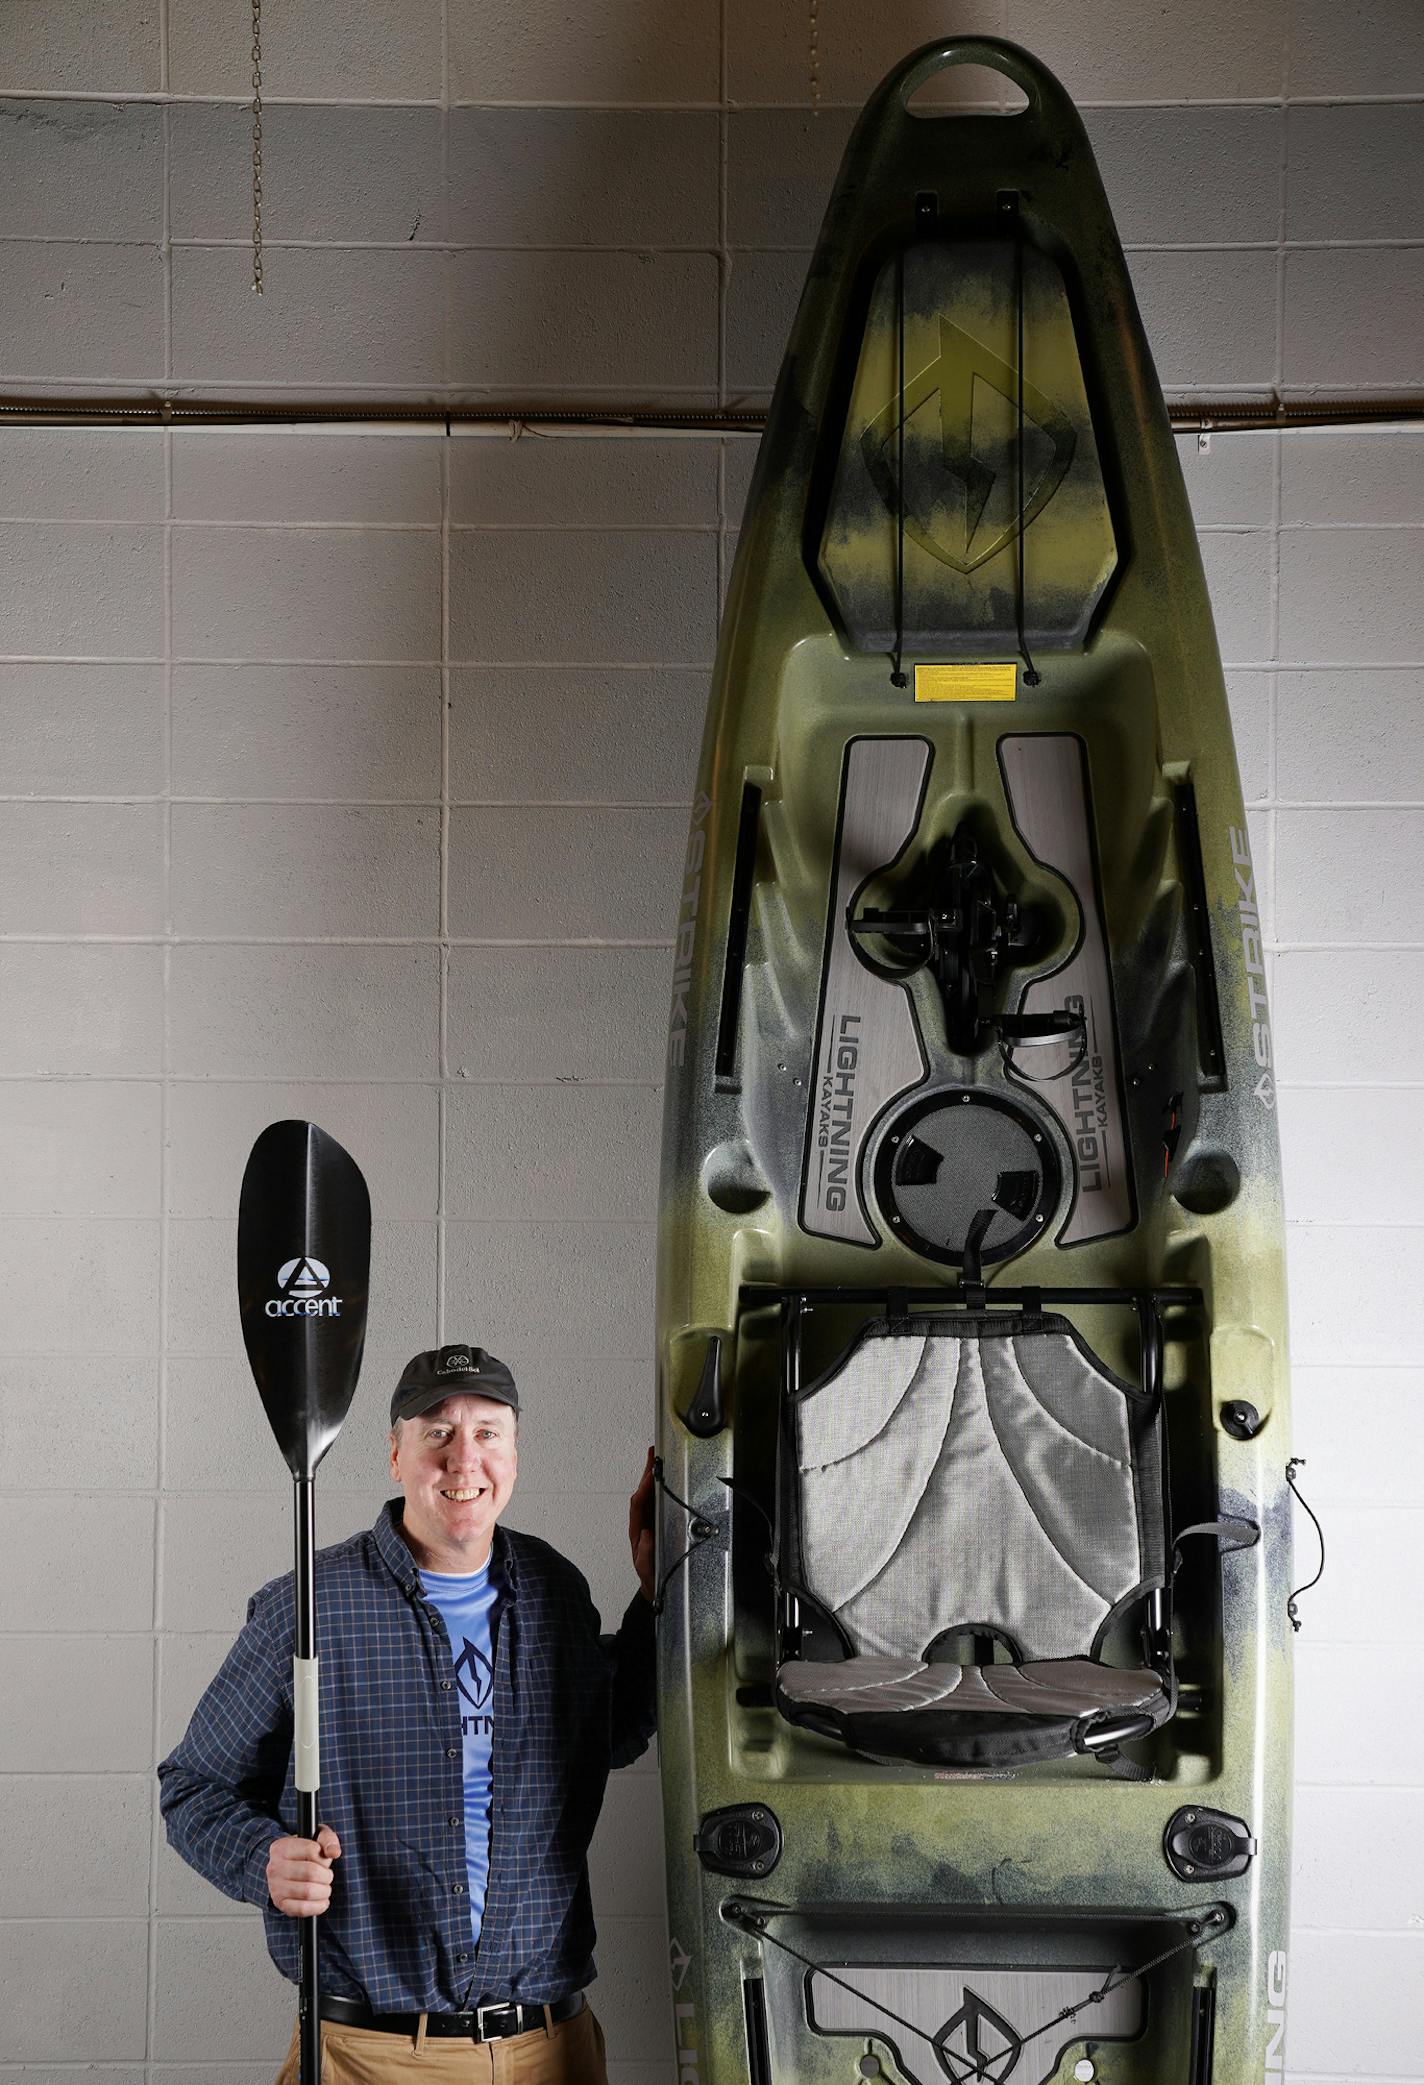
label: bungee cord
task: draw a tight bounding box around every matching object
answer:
[1011,193,1041,689]
[651,1458,724,1614]
[891,245,909,689]
[1285,1458,1325,1631]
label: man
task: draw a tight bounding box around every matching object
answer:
[159,1343,657,2083]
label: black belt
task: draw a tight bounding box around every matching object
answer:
[320,1991,584,2041]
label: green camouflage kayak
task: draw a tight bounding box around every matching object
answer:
[656,38,1291,2085]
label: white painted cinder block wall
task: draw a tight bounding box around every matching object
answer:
[0,0,1420,2078]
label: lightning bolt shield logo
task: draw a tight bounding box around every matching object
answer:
[862,319,1076,574]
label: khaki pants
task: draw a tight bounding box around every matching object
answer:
[275,2002,609,2085]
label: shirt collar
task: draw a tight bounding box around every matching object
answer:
[373,1497,518,1594]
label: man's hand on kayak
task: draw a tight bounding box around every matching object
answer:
[630,1446,656,1603]
[268,1824,341,1916]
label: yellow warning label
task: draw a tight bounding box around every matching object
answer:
[914,663,1018,703]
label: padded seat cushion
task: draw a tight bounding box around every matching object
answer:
[775,1653,1170,1766]
[787,1314,1165,1665]
[778,1654,1167,1721]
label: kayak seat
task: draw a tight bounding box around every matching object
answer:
[775,1314,1172,1767]
[779,1659,1167,1743]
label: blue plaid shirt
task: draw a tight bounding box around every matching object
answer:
[158,1500,657,2010]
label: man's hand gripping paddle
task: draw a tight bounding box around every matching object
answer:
[238,1122,371,2085]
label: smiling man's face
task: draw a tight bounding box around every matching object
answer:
[389,1393,518,1572]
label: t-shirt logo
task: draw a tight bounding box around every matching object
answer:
[455,1636,494,1711]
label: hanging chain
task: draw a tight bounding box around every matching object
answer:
[250,0,264,295]
[808,0,821,111]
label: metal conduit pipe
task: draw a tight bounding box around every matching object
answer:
[2,392,1424,434]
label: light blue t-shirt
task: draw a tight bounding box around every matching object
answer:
[419,1559,504,1943]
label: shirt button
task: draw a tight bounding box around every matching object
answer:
[441,1679,453,1690]
[457,1952,469,1963]
[446,1747,459,1758]
[453,1883,466,1895]
[449,1816,461,1829]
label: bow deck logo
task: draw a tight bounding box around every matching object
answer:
[862,319,1075,574]
[265,1257,343,1318]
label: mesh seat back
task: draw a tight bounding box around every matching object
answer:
[789,1316,1165,1665]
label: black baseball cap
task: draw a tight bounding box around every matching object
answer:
[390,1343,519,1425]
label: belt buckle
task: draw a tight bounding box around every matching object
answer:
[473,2002,510,2042]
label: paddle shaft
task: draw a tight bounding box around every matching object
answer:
[294,1473,321,2085]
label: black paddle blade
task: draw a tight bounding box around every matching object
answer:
[237,1120,372,1478]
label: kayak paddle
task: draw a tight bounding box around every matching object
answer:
[238,1120,371,2085]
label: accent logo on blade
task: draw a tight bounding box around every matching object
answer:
[264,1256,343,1319]
[932,1990,1022,2084]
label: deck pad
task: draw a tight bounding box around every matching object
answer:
[806,1961,1142,2085]
[998,733,1133,1242]
[818,240,1117,656]
[801,737,932,1244]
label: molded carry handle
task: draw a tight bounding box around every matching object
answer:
[842,37,1100,191]
[898,38,1044,110]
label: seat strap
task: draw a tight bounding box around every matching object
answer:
[1099,1748,1153,1782]
[1171,1516,1259,1577]
[961,1204,996,1287]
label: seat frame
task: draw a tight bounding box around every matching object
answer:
[744,1278,1199,1766]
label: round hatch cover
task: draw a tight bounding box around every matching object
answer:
[874,1088,1059,1267]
